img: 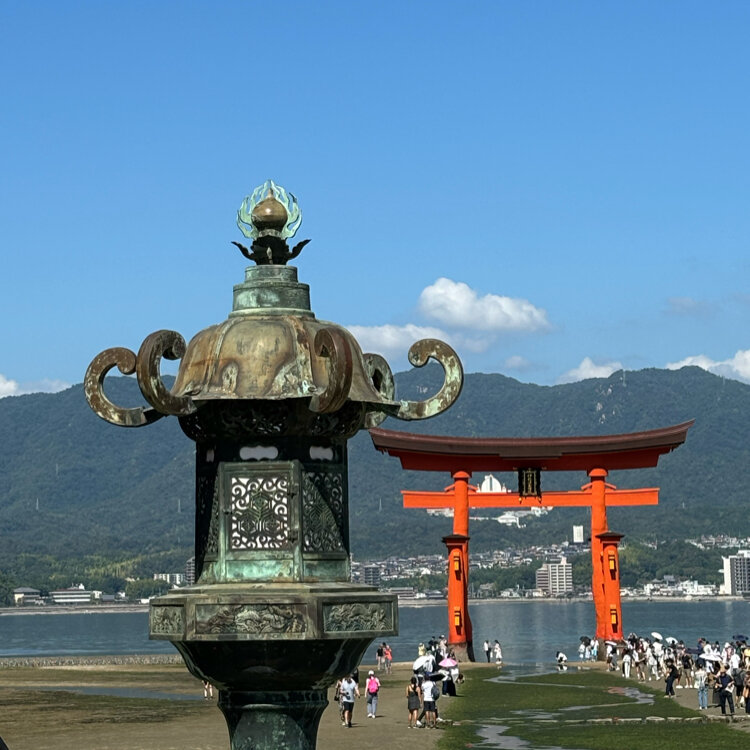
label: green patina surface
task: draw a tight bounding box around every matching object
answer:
[438,666,743,750]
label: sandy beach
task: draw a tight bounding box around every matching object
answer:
[0,660,442,750]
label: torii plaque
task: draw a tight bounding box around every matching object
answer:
[371,421,692,661]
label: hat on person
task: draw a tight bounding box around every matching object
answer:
[368,670,374,675]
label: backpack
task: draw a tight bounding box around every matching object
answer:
[367,678,379,694]
[431,685,440,701]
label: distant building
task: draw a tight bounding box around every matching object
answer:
[478,474,511,493]
[49,584,93,605]
[573,525,584,544]
[535,557,573,596]
[721,550,750,595]
[386,586,416,599]
[154,573,185,586]
[496,512,523,527]
[13,587,41,606]
[363,565,381,587]
[185,557,196,586]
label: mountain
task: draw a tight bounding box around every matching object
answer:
[0,366,748,586]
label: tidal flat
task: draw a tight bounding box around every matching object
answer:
[2,660,748,750]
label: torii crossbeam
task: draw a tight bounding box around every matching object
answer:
[371,421,693,661]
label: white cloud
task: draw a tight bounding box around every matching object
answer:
[346,324,451,357]
[504,355,533,371]
[418,278,550,333]
[0,374,70,399]
[666,349,750,383]
[22,378,71,395]
[0,374,20,397]
[665,296,712,316]
[558,357,623,384]
[346,323,493,359]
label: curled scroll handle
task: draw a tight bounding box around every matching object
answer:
[363,353,395,429]
[84,347,164,428]
[395,339,464,420]
[136,330,197,417]
[309,327,353,414]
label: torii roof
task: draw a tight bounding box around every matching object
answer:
[369,421,694,473]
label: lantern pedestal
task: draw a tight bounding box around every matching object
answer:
[150,583,396,747]
[218,689,327,750]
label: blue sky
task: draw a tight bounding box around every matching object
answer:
[2,1,750,397]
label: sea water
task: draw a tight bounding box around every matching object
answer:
[1,599,746,665]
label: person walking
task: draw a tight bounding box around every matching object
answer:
[622,649,632,679]
[421,674,437,728]
[681,651,694,688]
[717,665,735,716]
[406,676,422,728]
[493,640,503,665]
[384,643,393,674]
[365,670,380,718]
[633,648,645,681]
[483,639,491,663]
[694,662,709,710]
[339,673,360,727]
[664,660,678,697]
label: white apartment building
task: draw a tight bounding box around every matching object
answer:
[721,550,750,595]
[535,556,573,596]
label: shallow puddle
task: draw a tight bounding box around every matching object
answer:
[475,668,655,747]
[475,723,586,750]
[33,685,202,701]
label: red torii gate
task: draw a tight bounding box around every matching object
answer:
[370,421,693,661]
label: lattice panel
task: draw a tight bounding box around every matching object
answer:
[302,471,345,552]
[229,475,291,550]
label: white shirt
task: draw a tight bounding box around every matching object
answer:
[422,678,435,702]
[340,678,357,702]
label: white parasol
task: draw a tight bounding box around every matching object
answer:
[412,655,433,671]
[651,631,663,641]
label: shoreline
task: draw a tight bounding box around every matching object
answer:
[0,603,148,616]
[2,595,745,616]
[399,594,746,607]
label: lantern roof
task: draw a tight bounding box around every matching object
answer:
[85,181,464,434]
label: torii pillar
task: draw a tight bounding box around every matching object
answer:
[443,533,473,661]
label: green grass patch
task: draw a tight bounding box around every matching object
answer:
[438,666,741,750]
[517,722,741,750]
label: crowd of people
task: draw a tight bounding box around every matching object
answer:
[408,634,464,727]
[333,635,466,729]
[579,632,750,717]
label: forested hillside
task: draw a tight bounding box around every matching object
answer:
[0,365,747,589]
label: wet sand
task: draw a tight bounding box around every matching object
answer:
[0,660,441,750]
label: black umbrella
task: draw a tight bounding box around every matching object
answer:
[580,636,591,645]
[426,672,445,681]
[732,634,748,641]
